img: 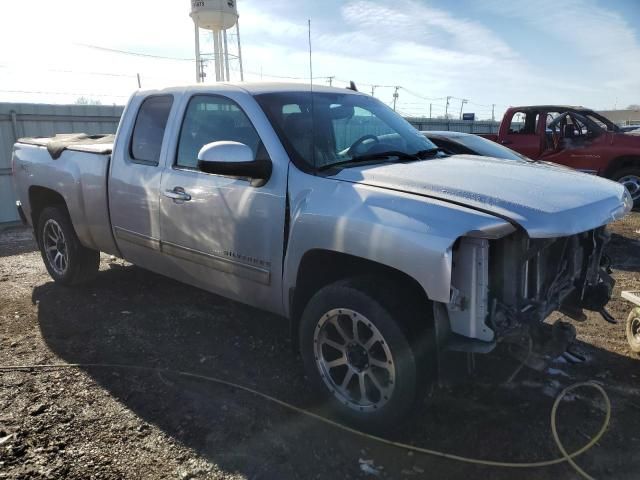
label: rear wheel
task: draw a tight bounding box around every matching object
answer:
[612,167,640,207]
[626,307,640,354]
[37,206,100,285]
[299,277,434,431]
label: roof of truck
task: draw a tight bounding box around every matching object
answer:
[138,82,367,97]
[508,105,590,112]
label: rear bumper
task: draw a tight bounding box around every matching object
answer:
[16,201,27,225]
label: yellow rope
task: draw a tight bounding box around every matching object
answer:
[0,363,610,479]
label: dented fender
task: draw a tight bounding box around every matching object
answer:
[282,165,515,317]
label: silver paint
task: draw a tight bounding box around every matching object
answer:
[11,83,632,342]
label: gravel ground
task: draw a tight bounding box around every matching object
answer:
[1,215,640,480]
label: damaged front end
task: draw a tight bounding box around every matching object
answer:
[489,227,614,335]
[446,227,614,366]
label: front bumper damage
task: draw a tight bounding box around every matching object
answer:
[489,227,614,335]
[444,227,614,367]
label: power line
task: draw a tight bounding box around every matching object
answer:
[75,43,195,61]
[400,87,447,102]
[0,89,129,98]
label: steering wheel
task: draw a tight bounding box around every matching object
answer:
[348,134,379,156]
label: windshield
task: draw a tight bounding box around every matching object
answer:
[254,91,437,170]
[450,134,529,161]
[585,112,617,132]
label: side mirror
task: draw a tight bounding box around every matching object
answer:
[197,141,272,187]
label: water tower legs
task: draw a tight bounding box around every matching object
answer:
[194,24,203,83]
[213,31,221,81]
[236,22,244,81]
[223,30,230,82]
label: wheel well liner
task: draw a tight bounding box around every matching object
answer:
[604,156,640,178]
[289,249,430,342]
[29,186,67,238]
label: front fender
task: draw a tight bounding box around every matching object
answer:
[283,168,514,316]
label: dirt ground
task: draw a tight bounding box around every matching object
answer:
[1,215,640,480]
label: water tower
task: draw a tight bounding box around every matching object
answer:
[190,0,244,82]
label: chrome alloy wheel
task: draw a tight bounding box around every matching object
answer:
[632,316,640,343]
[619,175,640,201]
[42,219,69,276]
[313,308,396,412]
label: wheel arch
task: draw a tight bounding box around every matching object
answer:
[603,155,640,178]
[29,186,68,241]
[288,249,431,348]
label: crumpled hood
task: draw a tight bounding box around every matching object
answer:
[331,155,628,238]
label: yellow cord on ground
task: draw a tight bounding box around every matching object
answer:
[0,363,611,479]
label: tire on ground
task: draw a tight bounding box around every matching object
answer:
[611,166,640,207]
[299,276,434,431]
[37,205,100,285]
[626,307,640,354]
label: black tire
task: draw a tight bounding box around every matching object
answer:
[626,307,640,354]
[299,276,434,431]
[611,167,640,207]
[37,205,100,285]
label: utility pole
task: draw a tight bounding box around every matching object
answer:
[327,76,335,86]
[392,86,400,111]
[136,73,142,89]
[198,59,206,83]
[459,99,468,119]
[371,85,379,97]
[429,103,432,119]
[491,104,495,122]
[445,96,452,119]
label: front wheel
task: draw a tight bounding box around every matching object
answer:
[612,167,640,207]
[37,206,100,285]
[299,277,433,431]
[626,307,640,354]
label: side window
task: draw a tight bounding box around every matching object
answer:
[546,112,560,129]
[176,95,261,169]
[130,95,174,165]
[509,111,539,135]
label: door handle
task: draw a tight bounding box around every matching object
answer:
[163,187,192,202]
[501,140,513,145]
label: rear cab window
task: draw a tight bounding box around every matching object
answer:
[508,111,540,135]
[130,95,174,166]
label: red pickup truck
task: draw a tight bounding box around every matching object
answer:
[482,106,640,204]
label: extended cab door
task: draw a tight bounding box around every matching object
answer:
[541,112,603,174]
[499,110,545,159]
[109,94,176,272]
[158,93,287,314]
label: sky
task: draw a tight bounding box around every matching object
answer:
[0,0,638,119]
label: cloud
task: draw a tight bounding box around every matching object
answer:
[480,0,640,92]
[341,0,517,60]
[0,0,636,113]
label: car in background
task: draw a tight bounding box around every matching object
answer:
[478,105,640,205]
[422,130,529,161]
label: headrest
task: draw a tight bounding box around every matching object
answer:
[283,113,313,138]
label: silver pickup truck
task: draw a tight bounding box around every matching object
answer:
[12,83,632,429]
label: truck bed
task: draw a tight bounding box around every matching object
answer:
[12,139,119,257]
[18,133,115,160]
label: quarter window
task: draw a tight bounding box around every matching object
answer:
[509,111,539,135]
[176,95,261,169]
[130,95,174,165]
